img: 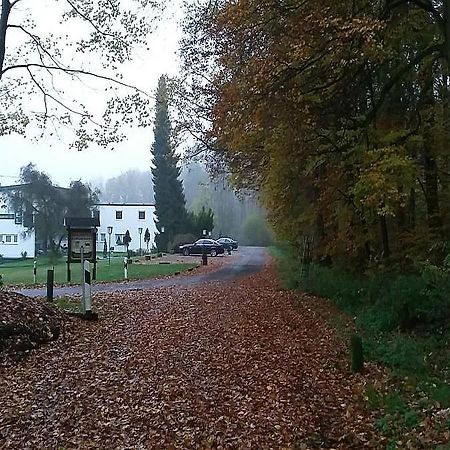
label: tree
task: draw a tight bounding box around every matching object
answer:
[123,229,132,257]
[187,206,214,238]
[4,163,98,252]
[0,0,164,148]
[151,75,188,252]
[180,0,450,270]
[144,227,151,252]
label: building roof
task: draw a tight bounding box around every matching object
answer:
[0,183,69,192]
[64,217,100,228]
[95,203,155,207]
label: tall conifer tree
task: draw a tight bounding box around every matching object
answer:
[151,76,187,251]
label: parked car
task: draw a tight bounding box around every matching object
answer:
[216,237,238,250]
[179,239,225,257]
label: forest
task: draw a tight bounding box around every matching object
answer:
[180,0,450,271]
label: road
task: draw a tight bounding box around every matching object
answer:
[14,246,267,297]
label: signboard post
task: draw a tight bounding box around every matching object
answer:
[65,217,99,283]
[65,217,99,320]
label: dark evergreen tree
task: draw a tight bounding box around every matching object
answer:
[144,227,151,252]
[123,230,132,257]
[151,75,187,251]
[187,206,214,238]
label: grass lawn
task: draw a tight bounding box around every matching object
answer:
[0,256,197,286]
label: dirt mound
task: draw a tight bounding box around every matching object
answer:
[0,291,66,363]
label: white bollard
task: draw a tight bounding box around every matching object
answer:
[83,260,92,316]
[33,260,37,284]
[124,257,128,280]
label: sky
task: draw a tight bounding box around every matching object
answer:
[0,0,184,187]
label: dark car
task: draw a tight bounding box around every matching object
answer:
[216,237,238,250]
[179,239,225,257]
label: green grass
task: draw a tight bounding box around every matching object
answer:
[0,256,197,286]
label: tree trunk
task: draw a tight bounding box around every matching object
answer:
[0,0,10,76]
[445,0,450,70]
[423,142,442,231]
[409,188,416,230]
[379,215,390,258]
[421,66,442,232]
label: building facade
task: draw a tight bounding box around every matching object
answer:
[0,196,35,259]
[94,203,157,253]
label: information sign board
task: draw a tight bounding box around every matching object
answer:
[68,229,95,262]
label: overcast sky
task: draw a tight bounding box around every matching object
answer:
[0,0,184,187]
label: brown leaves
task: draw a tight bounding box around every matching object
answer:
[0,292,66,365]
[0,266,384,448]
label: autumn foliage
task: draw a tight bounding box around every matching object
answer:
[181,0,450,270]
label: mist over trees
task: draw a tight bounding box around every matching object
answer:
[182,163,272,244]
[93,170,154,204]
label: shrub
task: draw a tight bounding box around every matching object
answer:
[169,233,197,253]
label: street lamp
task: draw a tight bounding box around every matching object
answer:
[138,227,143,256]
[107,226,113,265]
[203,229,207,236]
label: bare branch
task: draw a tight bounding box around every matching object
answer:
[7,25,66,70]
[26,66,106,130]
[2,63,150,96]
[10,0,23,8]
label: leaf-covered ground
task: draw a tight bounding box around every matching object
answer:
[0,266,386,449]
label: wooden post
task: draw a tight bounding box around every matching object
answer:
[46,269,54,302]
[202,246,208,266]
[350,334,364,373]
[67,259,71,283]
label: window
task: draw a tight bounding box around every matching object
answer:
[101,233,106,242]
[138,211,145,220]
[14,211,23,224]
[115,210,123,220]
[0,214,14,220]
[5,235,11,243]
[13,235,18,243]
[115,234,124,245]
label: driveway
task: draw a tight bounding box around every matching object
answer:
[14,246,267,298]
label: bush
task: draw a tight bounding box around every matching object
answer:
[272,244,450,383]
[169,233,197,253]
[300,264,450,332]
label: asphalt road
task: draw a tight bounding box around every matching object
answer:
[14,246,267,298]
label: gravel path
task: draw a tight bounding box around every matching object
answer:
[14,247,266,298]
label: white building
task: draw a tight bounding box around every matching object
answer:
[0,196,35,259]
[94,203,157,253]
